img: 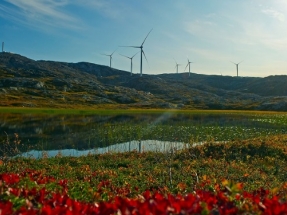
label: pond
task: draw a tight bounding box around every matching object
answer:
[1,111,287,158]
[19,140,193,158]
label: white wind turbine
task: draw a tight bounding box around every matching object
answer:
[173,58,180,73]
[184,58,193,77]
[102,49,117,68]
[121,29,153,77]
[230,60,243,77]
[119,52,139,75]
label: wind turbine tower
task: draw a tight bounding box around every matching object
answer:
[121,29,152,77]
[102,49,117,68]
[184,59,193,77]
[2,42,4,52]
[231,61,243,77]
[120,52,139,75]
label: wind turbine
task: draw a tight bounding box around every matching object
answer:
[184,58,193,77]
[173,58,180,73]
[230,61,243,77]
[121,29,153,77]
[102,49,117,68]
[119,52,139,75]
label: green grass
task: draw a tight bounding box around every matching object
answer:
[0,107,284,115]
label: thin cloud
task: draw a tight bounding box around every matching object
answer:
[185,12,287,51]
[262,8,285,22]
[1,0,82,30]
[184,20,217,44]
[184,18,236,45]
[191,48,230,62]
[75,0,130,20]
[239,20,287,50]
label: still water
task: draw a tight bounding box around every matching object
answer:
[19,140,191,158]
[1,112,286,158]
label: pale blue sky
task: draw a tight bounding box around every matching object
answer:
[1,0,287,77]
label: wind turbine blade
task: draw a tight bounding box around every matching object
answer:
[132,51,139,58]
[173,57,177,64]
[141,28,153,46]
[184,63,189,71]
[238,60,244,64]
[230,61,236,65]
[120,45,141,48]
[111,48,117,55]
[101,54,109,56]
[119,53,130,59]
[142,50,150,68]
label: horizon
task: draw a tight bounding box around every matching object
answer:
[1,1,287,77]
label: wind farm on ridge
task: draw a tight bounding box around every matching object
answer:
[99,29,246,78]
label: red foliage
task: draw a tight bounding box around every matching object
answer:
[0,201,13,215]
[0,173,20,185]
[1,172,287,214]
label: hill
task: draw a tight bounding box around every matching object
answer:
[1,52,287,110]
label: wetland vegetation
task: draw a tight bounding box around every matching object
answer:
[1,109,287,156]
[1,108,287,213]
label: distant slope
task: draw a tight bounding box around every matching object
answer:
[1,52,287,110]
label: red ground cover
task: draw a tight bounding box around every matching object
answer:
[1,172,287,214]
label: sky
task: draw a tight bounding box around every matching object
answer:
[1,0,287,77]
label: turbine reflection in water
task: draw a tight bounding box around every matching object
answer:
[19,139,191,158]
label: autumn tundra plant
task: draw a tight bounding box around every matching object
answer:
[1,171,287,215]
[2,143,287,214]
[0,132,21,163]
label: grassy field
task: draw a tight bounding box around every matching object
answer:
[0,106,284,115]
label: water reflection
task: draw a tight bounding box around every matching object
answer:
[19,140,189,158]
[1,112,286,156]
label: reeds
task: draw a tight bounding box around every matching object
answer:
[0,132,21,163]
